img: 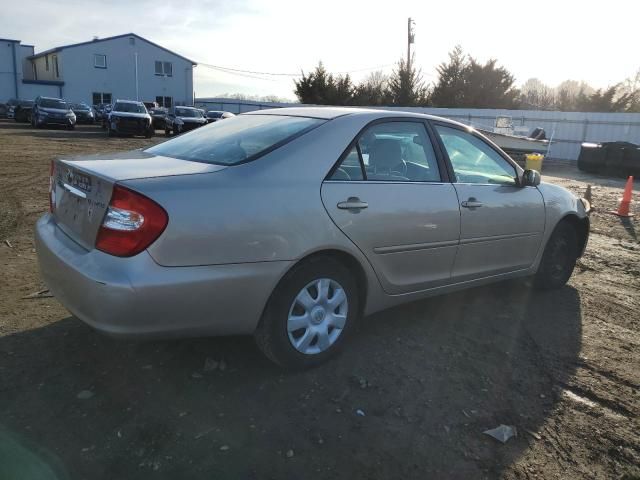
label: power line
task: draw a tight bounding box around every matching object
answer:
[198,62,396,79]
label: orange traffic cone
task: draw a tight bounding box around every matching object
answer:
[609,176,634,217]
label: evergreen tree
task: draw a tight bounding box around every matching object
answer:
[386,55,428,106]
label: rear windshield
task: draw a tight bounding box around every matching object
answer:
[146,114,325,165]
[114,102,146,113]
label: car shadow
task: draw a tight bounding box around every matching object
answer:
[0,282,581,479]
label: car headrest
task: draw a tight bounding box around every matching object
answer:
[369,139,402,171]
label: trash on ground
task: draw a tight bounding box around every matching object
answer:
[356,409,366,417]
[286,449,294,458]
[22,289,53,299]
[524,428,542,440]
[76,390,94,400]
[483,424,517,443]
[4,239,12,248]
[203,357,219,372]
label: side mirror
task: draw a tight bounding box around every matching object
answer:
[521,169,541,187]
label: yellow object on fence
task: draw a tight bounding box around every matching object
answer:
[525,153,544,172]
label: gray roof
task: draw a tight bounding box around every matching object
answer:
[29,33,196,65]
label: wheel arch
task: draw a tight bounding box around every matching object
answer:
[260,248,369,324]
[554,213,590,257]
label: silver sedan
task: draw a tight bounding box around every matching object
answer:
[35,107,590,368]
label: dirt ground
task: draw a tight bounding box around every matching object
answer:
[0,120,638,480]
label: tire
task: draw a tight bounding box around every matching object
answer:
[534,221,578,290]
[145,127,154,138]
[173,126,180,136]
[164,128,171,137]
[255,257,360,369]
[107,127,114,137]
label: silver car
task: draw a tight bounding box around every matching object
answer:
[35,107,590,368]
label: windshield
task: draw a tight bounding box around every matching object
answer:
[175,108,202,118]
[207,111,223,118]
[40,99,67,109]
[71,103,90,110]
[146,114,325,165]
[113,102,147,113]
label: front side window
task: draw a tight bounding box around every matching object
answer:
[94,54,107,68]
[329,121,441,182]
[146,114,325,166]
[435,125,517,185]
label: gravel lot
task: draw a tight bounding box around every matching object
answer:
[0,120,638,479]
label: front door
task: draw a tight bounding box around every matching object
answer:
[432,124,545,281]
[321,120,460,294]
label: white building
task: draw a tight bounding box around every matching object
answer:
[1,33,196,107]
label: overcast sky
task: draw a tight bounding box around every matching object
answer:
[2,0,637,100]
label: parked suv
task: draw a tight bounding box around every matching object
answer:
[106,100,154,137]
[32,97,75,129]
[164,106,207,136]
[70,103,95,124]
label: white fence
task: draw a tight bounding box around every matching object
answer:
[195,98,640,162]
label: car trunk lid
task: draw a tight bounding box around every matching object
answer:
[51,150,226,249]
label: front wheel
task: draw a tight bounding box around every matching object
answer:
[534,222,578,290]
[255,257,359,369]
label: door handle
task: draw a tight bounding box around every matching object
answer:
[461,199,483,208]
[337,197,368,210]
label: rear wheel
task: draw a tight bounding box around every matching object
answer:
[534,221,578,290]
[255,257,359,369]
[164,128,171,137]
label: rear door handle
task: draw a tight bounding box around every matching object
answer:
[337,197,368,210]
[461,200,483,208]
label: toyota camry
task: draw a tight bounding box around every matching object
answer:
[35,107,590,368]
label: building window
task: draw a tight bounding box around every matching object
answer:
[92,92,112,105]
[53,55,59,78]
[155,61,173,76]
[94,54,107,68]
[45,55,49,71]
[155,96,173,108]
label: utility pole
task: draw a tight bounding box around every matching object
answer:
[407,17,415,67]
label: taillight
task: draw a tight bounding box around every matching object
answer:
[95,185,168,257]
[49,160,55,213]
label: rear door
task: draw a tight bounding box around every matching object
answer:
[321,119,460,294]
[432,123,545,281]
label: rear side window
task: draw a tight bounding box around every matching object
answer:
[146,115,325,166]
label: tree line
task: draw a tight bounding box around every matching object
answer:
[294,46,640,113]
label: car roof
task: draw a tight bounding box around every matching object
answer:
[244,106,467,126]
[174,106,198,110]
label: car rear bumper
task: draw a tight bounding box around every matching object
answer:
[35,214,291,338]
